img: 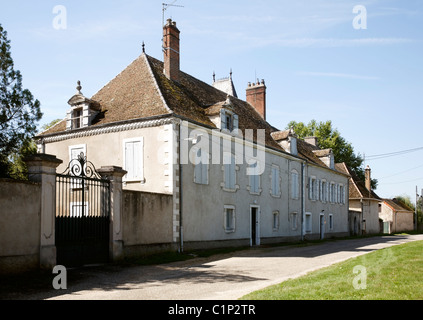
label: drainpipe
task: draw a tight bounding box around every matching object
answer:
[178,122,184,253]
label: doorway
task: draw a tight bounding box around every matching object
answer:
[251,206,260,246]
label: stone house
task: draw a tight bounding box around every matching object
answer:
[380,198,414,233]
[336,163,381,235]
[36,19,350,256]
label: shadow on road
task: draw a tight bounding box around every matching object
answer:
[0,234,419,300]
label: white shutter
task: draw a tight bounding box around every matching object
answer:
[124,138,144,181]
[272,167,279,196]
[194,148,201,184]
[220,109,227,130]
[314,180,320,200]
[233,114,239,133]
[125,142,134,179]
[133,140,142,179]
[308,178,313,200]
[230,156,236,189]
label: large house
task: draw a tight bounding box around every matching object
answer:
[36,19,350,255]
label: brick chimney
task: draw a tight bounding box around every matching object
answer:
[365,165,371,191]
[163,19,180,82]
[246,79,266,120]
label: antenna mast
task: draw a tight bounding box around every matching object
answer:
[162,1,184,27]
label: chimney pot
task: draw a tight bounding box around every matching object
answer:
[246,79,267,120]
[365,165,372,192]
[163,19,180,82]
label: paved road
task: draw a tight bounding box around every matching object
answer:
[19,234,423,300]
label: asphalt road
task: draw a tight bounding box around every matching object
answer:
[9,234,423,300]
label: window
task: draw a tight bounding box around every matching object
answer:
[72,108,83,129]
[69,144,86,188]
[309,177,318,201]
[329,214,334,230]
[271,165,281,197]
[220,109,239,133]
[291,170,299,199]
[69,144,86,163]
[224,206,236,233]
[339,184,345,204]
[305,213,312,233]
[272,211,280,231]
[330,182,336,203]
[194,148,208,185]
[124,137,144,182]
[321,180,328,203]
[248,161,261,194]
[223,153,237,191]
[291,212,298,230]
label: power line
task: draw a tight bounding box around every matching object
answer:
[366,146,423,161]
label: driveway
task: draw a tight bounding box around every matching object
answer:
[7,234,423,300]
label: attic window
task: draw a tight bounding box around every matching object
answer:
[220,109,239,133]
[226,114,233,131]
[72,108,83,129]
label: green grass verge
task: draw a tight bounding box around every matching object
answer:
[241,240,423,300]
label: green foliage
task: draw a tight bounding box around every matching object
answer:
[287,120,378,190]
[0,24,42,178]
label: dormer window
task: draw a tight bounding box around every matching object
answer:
[225,113,234,132]
[72,108,83,129]
[66,81,100,131]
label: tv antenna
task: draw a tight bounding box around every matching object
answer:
[162,1,184,27]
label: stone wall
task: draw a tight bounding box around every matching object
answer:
[0,179,41,274]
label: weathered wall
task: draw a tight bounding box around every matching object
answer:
[380,204,414,233]
[122,191,174,256]
[0,179,41,274]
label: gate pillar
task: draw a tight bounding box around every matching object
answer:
[98,166,127,262]
[25,154,63,270]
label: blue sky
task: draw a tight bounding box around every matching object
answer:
[1,0,422,201]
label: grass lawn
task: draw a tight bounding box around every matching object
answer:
[241,240,423,300]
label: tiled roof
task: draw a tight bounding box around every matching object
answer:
[383,199,414,212]
[336,162,380,200]
[37,52,347,173]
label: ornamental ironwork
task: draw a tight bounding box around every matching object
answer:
[60,152,103,180]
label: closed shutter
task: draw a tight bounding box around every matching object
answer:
[220,109,227,130]
[125,138,144,181]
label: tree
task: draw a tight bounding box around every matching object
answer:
[287,119,378,190]
[0,23,42,178]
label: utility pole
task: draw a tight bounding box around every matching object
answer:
[416,186,419,231]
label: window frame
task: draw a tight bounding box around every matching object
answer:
[270,165,281,197]
[193,147,209,185]
[305,212,312,233]
[123,137,145,183]
[272,211,280,231]
[224,205,236,233]
[291,169,299,200]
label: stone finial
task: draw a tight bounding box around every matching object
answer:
[76,81,82,94]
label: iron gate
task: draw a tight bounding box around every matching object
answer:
[56,153,111,267]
